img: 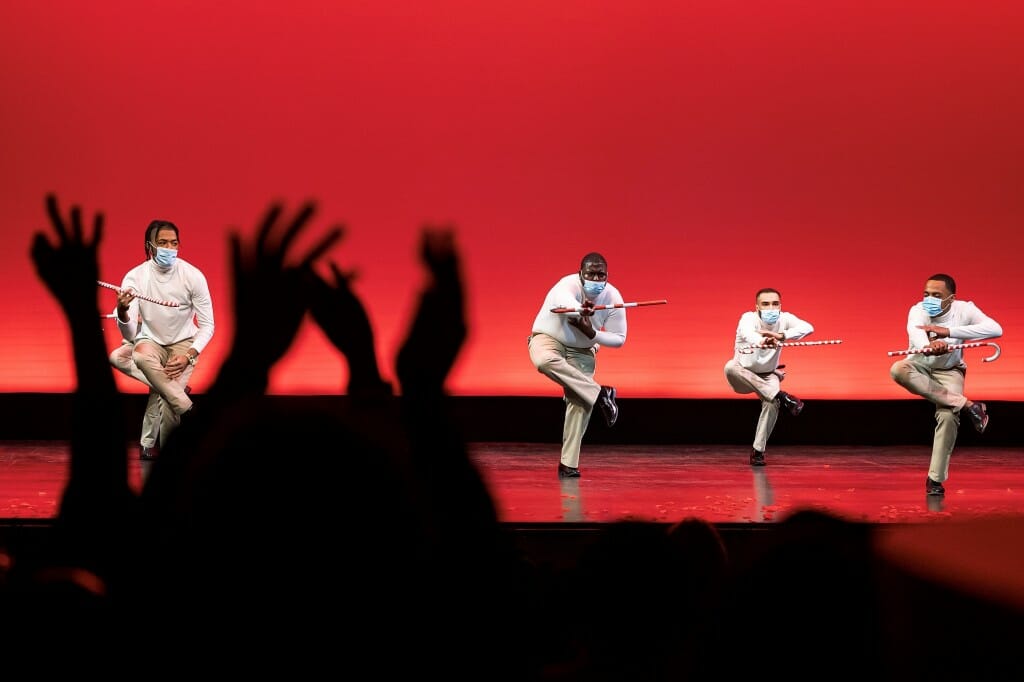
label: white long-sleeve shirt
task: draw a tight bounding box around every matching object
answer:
[904,299,1002,370]
[531,274,627,350]
[731,310,814,373]
[115,258,215,353]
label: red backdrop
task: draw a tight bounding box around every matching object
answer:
[2,1,1022,399]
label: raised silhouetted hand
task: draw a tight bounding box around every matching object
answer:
[308,259,392,396]
[395,227,466,396]
[31,195,103,320]
[392,226,540,680]
[142,201,343,517]
[28,194,134,597]
[218,201,342,392]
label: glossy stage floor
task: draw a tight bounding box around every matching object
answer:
[3,440,1023,525]
[5,437,1024,633]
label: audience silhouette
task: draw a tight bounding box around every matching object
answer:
[8,193,1022,680]
[15,194,540,676]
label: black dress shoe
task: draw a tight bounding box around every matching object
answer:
[777,391,804,417]
[965,402,988,434]
[139,445,158,461]
[558,463,581,478]
[750,449,766,466]
[926,476,945,496]
[597,385,618,427]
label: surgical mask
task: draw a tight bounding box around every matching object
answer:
[922,295,948,317]
[582,280,606,299]
[154,246,177,268]
[760,309,780,324]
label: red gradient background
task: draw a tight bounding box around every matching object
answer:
[2,1,1022,399]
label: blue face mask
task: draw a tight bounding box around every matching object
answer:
[154,246,177,268]
[582,279,606,300]
[760,309,780,324]
[922,295,949,317]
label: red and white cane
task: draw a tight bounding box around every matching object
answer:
[888,341,1002,363]
[97,280,180,307]
[737,339,843,354]
[550,299,668,314]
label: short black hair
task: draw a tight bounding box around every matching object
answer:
[755,287,780,301]
[927,273,956,294]
[145,220,179,258]
[579,252,607,270]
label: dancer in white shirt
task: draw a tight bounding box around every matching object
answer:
[109,219,214,459]
[529,252,625,478]
[890,273,1002,496]
[724,287,814,466]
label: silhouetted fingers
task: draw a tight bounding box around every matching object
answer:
[328,260,359,287]
[420,227,460,280]
[90,211,105,249]
[45,194,68,241]
[69,205,83,243]
[276,201,318,259]
[298,224,344,270]
[255,203,284,257]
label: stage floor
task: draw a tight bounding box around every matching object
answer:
[3,440,1023,524]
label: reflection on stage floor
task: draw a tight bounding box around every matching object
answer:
[3,441,1023,525]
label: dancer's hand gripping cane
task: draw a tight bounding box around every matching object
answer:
[566,298,597,339]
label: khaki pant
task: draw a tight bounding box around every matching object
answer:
[109,338,195,448]
[724,359,781,453]
[890,359,967,483]
[528,333,601,468]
